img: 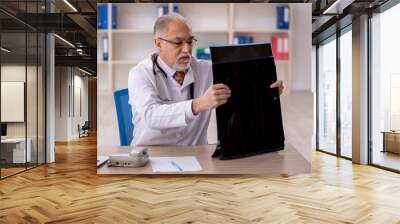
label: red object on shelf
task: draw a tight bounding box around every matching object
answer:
[271,35,288,61]
[281,36,288,60]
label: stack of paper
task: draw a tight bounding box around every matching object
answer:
[150,156,202,172]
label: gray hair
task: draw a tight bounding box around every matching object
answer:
[153,13,192,37]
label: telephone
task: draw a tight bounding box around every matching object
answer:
[108,148,149,167]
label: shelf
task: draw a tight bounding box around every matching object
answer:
[97,60,141,65]
[110,29,228,34]
[112,60,140,65]
[177,3,229,32]
[234,29,290,34]
[193,29,229,33]
[112,29,153,33]
[97,3,293,93]
[276,60,290,65]
[97,29,108,34]
[96,3,300,149]
[108,60,288,65]
[112,32,154,62]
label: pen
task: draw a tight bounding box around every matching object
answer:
[171,160,183,172]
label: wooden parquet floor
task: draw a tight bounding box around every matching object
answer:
[1,134,400,224]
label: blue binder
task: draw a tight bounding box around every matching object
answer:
[102,37,108,61]
[163,5,169,14]
[277,6,289,29]
[97,4,118,29]
[173,5,179,13]
[98,4,107,29]
[112,5,118,29]
[235,36,253,44]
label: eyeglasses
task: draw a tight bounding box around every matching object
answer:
[158,36,197,48]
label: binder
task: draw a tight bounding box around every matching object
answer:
[102,37,109,61]
[97,4,117,29]
[158,5,168,17]
[112,5,118,29]
[277,6,289,29]
[173,5,179,13]
[98,4,107,29]
[158,4,179,17]
[196,48,211,60]
[271,35,280,60]
[234,36,253,45]
[281,36,288,60]
[271,35,288,61]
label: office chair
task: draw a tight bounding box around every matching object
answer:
[78,121,90,138]
[114,88,134,146]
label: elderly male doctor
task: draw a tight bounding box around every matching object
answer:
[128,13,284,146]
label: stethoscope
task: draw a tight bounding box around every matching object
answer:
[151,53,194,99]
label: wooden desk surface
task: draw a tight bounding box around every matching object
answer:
[98,144,311,176]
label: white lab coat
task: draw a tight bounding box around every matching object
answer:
[128,54,213,146]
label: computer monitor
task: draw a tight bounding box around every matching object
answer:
[210,43,285,160]
[1,123,7,138]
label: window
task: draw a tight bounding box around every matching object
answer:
[339,29,352,158]
[316,24,353,159]
[0,1,47,179]
[370,3,400,171]
[317,36,337,154]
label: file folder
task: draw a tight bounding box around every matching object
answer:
[277,6,289,29]
[271,35,288,61]
[112,5,118,29]
[98,4,107,29]
[102,37,109,61]
[97,4,117,29]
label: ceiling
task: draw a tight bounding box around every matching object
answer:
[0,0,97,75]
[310,0,389,43]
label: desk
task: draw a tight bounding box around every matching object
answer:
[382,131,400,154]
[1,138,31,163]
[97,144,311,176]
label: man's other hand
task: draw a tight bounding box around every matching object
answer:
[270,80,284,95]
[192,84,231,115]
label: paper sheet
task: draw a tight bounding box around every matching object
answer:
[97,156,108,167]
[150,156,202,172]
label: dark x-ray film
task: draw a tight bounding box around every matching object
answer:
[210,43,285,160]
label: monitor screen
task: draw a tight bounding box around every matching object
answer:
[210,43,285,160]
[1,123,7,137]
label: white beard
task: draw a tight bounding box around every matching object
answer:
[174,61,190,71]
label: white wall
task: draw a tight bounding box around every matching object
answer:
[55,67,69,141]
[1,65,36,138]
[290,4,312,91]
[54,67,89,141]
[72,73,89,138]
[1,64,46,164]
